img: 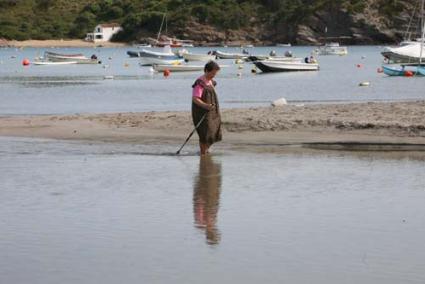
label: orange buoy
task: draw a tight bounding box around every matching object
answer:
[22,58,30,66]
[377,68,383,73]
[163,69,170,77]
[404,70,414,77]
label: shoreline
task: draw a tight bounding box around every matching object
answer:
[1,101,425,151]
[7,39,129,48]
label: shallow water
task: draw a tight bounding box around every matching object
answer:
[1,137,425,283]
[0,46,424,115]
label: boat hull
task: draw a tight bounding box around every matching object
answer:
[183,53,216,62]
[152,64,204,72]
[381,44,425,63]
[316,44,348,56]
[381,65,424,76]
[382,65,406,76]
[140,57,184,66]
[215,51,248,60]
[33,61,78,66]
[44,51,99,64]
[254,61,319,72]
[127,51,141,57]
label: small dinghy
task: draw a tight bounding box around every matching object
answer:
[215,50,248,60]
[382,65,422,76]
[254,60,319,72]
[152,64,205,72]
[33,61,78,66]
[316,42,348,56]
[44,51,99,64]
[138,46,183,66]
[182,53,216,62]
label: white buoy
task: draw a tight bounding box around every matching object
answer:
[359,81,370,87]
[104,75,114,80]
[272,98,288,107]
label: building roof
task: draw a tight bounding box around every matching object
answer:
[98,23,121,28]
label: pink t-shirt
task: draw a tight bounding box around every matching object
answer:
[192,76,213,99]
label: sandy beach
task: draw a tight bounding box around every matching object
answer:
[8,39,128,48]
[1,101,425,151]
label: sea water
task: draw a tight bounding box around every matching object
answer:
[0,46,424,115]
[1,137,425,284]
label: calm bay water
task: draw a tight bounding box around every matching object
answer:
[1,46,425,283]
[0,46,424,115]
[1,137,425,283]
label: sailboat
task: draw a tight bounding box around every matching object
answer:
[147,13,194,48]
[382,0,425,76]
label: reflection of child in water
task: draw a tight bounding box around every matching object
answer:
[193,156,222,245]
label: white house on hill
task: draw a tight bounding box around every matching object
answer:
[85,23,122,42]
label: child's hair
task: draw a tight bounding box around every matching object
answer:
[204,60,220,73]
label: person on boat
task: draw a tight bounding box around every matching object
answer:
[192,61,222,155]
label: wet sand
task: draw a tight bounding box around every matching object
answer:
[1,101,425,151]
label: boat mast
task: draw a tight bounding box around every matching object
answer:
[420,0,425,65]
[156,13,166,42]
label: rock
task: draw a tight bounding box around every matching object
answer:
[272,98,288,107]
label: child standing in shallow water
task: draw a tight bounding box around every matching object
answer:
[191,61,222,155]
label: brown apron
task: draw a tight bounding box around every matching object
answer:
[192,79,222,145]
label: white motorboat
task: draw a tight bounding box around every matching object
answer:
[316,43,348,56]
[247,55,302,62]
[254,60,319,72]
[44,51,99,64]
[183,53,216,62]
[138,45,184,66]
[33,61,78,66]
[215,50,248,59]
[381,42,425,63]
[140,57,184,66]
[276,43,292,47]
[152,64,204,72]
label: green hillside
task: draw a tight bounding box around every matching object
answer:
[0,0,417,44]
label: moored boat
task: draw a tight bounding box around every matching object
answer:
[140,57,184,66]
[254,60,319,72]
[317,43,348,56]
[381,43,425,63]
[276,43,292,47]
[44,51,99,64]
[215,50,248,60]
[381,64,423,76]
[138,46,184,66]
[33,60,78,66]
[152,64,204,72]
[183,53,216,62]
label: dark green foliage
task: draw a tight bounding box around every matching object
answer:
[0,0,413,41]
